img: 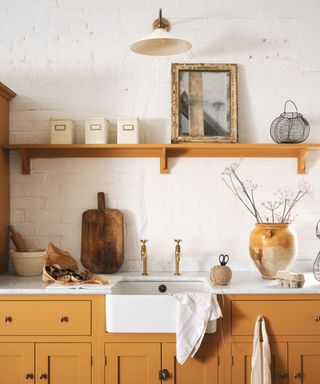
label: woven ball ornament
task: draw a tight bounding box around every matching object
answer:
[270,100,310,143]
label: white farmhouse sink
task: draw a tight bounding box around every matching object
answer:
[106,280,218,333]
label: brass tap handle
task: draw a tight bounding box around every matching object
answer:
[140,240,148,257]
[174,239,182,246]
[140,239,149,276]
[174,239,182,276]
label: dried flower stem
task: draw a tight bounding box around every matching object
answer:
[222,162,311,224]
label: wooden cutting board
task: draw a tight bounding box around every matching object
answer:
[81,192,124,273]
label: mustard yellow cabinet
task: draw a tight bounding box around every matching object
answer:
[0,343,34,383]
[105,343,160,384]
[104,342,219,384]
[231,342,288,384]
[162,342,219,384]
[0,342,91,384]
[36,343,91,384]
[289,343,320,384]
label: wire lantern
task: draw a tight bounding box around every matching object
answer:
[270,100,310,143]
[313,220,320,281]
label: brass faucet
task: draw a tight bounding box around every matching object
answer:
[174,239,182,276]
[140,239,149,276]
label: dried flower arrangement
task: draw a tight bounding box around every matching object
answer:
[222,162,312,224]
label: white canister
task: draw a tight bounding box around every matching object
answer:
[85,118,109,144]
[117,117,140,144]
[50,119,75,144]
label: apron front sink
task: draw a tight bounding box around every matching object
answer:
[105,280,217,333]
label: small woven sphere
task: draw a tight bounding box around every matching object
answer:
[210,265,232,286]
[270,111,310,144]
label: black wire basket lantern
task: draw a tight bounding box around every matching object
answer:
[270,100,310,143]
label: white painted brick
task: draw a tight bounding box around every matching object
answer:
[61,210,81,224]
[10,210,25,223]
[23,184,58,197]
[11,197,44,210]
[39,223,79,237]
[25,210,61,224]
[31,159,70,172]
[45,195,93,210]
[10,184,24,197]
[26,236,61,251]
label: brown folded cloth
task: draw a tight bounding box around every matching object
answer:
[42,242,110,285]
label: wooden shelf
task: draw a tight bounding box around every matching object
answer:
[3,143,320,174]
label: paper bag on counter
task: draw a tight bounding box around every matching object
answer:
[42,242,110,285]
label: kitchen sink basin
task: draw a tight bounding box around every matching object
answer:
[105,279,217,333]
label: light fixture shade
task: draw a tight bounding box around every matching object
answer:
[130,28,192,56]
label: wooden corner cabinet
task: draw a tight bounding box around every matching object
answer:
[0,82,15,274]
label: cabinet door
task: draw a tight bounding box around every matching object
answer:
[289,342,320,384]
[105,343,160,384]
[0,343,34,384]
[36,343,91,384]
[161,342,219,384]
[232,342,288,384]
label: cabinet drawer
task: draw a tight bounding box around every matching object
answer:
[0,301,91,335]
[232,300,320,336]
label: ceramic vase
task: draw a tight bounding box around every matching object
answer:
[249,223,297,279]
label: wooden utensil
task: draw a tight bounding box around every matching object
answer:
[81,192,124,273]
[8,225,29,252]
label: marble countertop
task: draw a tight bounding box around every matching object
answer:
[0,270,319,295]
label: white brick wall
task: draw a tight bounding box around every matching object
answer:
[1,0,320,268]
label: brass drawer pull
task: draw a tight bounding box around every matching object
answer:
[315,315,320,322]
[4,316,12,323]
[25,373,34,379]
[39,373,48,380]
[279,372,287,379]
[293,372,302,379]
[60,316,69,322]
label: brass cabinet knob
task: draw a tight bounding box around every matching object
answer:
[4,316,12,323]
[25,373,34,379]
[279,372,288,379]
[315,315,320,322]
[39,373,48,380]
[158,369,170,381]
[293,372,302,379]
[60,316,69,322]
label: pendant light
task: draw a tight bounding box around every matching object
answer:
[130,9,192,56]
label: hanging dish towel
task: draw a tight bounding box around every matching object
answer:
[250,315,272,384]
[172,293,222,365]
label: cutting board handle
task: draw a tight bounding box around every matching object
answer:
[98,192,106,210]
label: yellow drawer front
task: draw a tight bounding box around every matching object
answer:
[0,301,91,335]
[232,300,320,336]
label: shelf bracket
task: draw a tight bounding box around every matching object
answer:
[297,149,308,174]
[160,147,169,174]
[18,149,31,175]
